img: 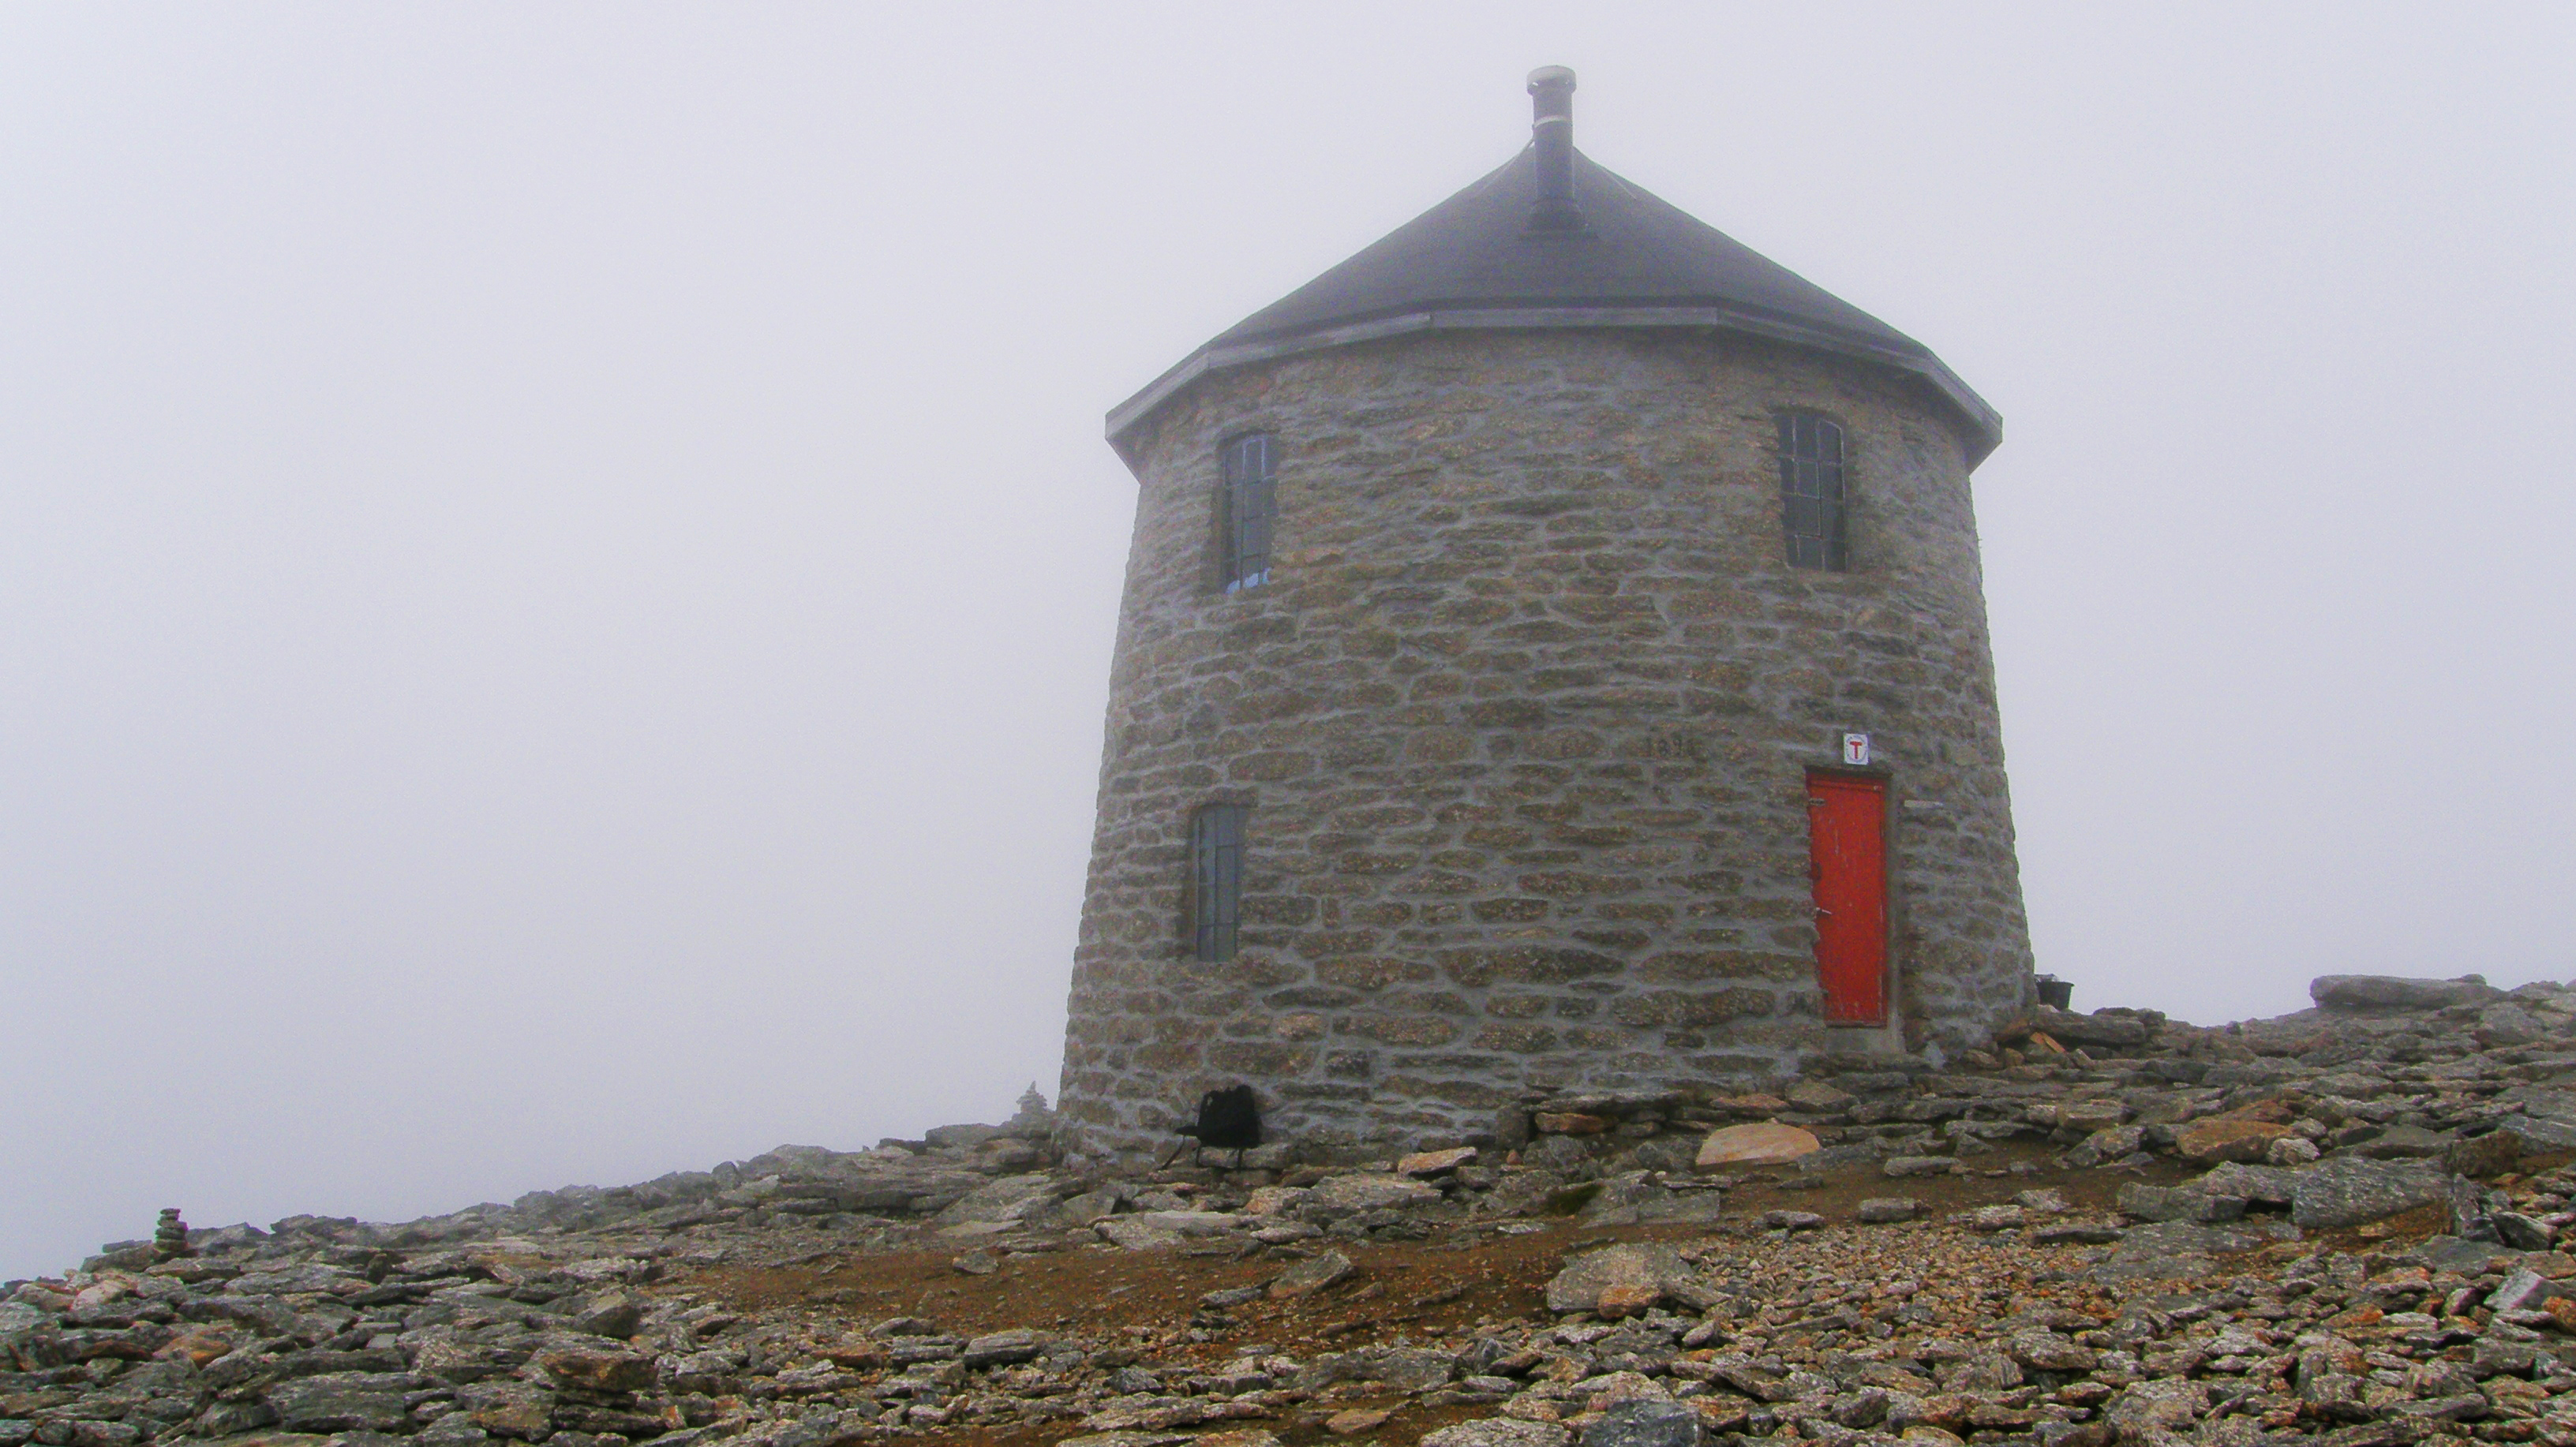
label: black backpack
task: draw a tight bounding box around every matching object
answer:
[1163,1083,1263,1168]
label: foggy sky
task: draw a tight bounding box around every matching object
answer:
[3,3,2570,1281]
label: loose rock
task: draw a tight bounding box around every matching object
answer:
[1694,1123,1821,1171]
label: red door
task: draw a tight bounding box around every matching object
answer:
[1807,772,1888,1024]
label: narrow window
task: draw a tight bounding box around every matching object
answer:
[1777,413,1848,571]
[1219,433,1277,592]
[1189,803,1248,962]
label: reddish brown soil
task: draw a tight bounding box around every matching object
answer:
[671,1146,2226,1447]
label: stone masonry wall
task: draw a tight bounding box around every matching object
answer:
[1059,327,2034,1157]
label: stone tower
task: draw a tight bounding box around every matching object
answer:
[1058,70,2034,1158]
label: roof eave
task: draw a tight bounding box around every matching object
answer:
[1105,307,2002,473]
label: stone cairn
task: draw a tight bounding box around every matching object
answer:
[148,1211,188,1264]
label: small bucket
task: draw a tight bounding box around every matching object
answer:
[2035,974,2073,1011]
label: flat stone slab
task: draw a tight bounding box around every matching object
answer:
[2173,1117,2293,1163]
[2031,1005,2153,1047]
[2312,973,2499,1013]
[2497,1086,2576,1121]
[1309,1174,1442,1212]
[1095,1212,1242,1250]
[2355,1124,2458,1160]
[2086,1220,2271,1282]
[1534,1112,1614,1135]
[1582,1398,1702,1447]
[2403,1235,2552,1275]
[2496,1115,2576,1153]
[2196,1161,2301,1204]
[1268,1249,1355,1299]
[2117,1183,2245,1224]
[1241,1185,1311,1216]
[2291,1157,2449,1228]
[962,1329,1049,1367]
[1421,1422,1571,1447]
[268,1374,412,1434]
[1131,1210,1241,1233]
[1544,1243,1694,1314]
[1398,1147,1478,1177]
[930,1173,1059,1227]
[1631,1191,1728,1225]
[1694,1122,1821,1171]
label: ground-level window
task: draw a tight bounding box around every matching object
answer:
[1220,433,1277,593]
[1777,413,1848,571]
[1189,803,1247,962]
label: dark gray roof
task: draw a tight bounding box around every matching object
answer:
[1215,148,1914,353]
[1109,145,2001,467]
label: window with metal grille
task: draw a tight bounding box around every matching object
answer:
[1189,803,1247,963]
[1777,413,1848,571]
[1219,433,1277,592]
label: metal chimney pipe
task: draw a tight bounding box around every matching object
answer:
[1526,66,1580,233]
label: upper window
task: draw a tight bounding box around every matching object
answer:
[1219,433,1278,593]
[1777,414,1848,571]
[1189,802,1247,963]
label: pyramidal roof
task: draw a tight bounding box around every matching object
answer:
[1107,71,2001,468]
[1213,148,1923,358]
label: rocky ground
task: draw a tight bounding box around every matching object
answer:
[17,974,2576,1447]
